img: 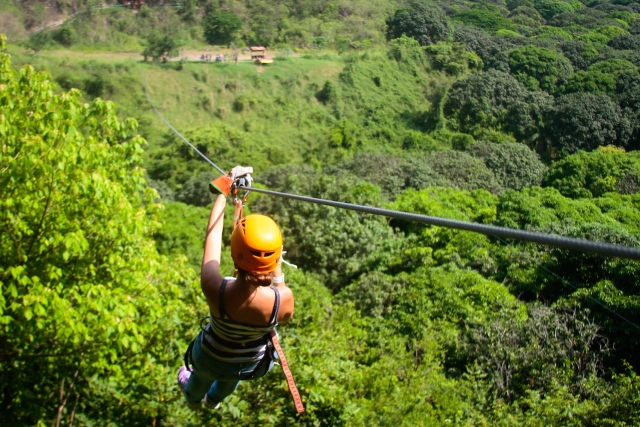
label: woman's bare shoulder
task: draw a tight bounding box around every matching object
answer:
[276,285,295,323]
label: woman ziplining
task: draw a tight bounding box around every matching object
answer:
[177,166,300,410]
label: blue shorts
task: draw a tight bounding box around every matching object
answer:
[183,331,274,404]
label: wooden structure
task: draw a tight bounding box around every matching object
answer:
[249,46,266,60]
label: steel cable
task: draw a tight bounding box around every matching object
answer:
[140,70,640,336]
[242,186,640,261]
[139,70,226,175]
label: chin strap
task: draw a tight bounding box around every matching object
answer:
[270,329,305,414]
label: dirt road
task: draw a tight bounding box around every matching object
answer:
[38,48,289,62]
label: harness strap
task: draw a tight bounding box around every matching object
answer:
[218,279,228,319]
[184,338,195,372]
[270,329,305,414]
[268,285,280,326]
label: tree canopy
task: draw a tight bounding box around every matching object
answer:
[386,0,451,46]
[444,70,552,145]
[544,92,632,154]
[507,45,574,92]
[203,11,243,46]
[0,35,196,425]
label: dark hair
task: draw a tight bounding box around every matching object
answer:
[237,268,272,287]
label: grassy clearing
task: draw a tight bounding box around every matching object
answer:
[8,46,450,180]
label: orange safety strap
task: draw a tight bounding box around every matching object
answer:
[270,329,305,414]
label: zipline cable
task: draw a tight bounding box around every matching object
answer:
[139,70,226,175]
[140,70,640,342]
[241,186,640,261]
[138,70,640,262]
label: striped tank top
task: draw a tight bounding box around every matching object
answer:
[201,278,280,363]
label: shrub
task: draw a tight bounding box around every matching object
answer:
[425,42,483,76]
[608,34,640,50]
[315,80,338,104]
[52,26,77,47]
[561,70,617,95]
[141,31,184,62]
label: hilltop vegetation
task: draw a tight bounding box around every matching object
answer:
[2,0,640,424]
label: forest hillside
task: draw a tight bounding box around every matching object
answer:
[2,0,640,425]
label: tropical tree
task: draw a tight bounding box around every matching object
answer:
[454,4,516,32]
[543,146,640,198]
[203,11,243,46]
[544,92,632,154]
[468,141,547,190]
[142,31,184,62]
[386,0,451,46]
[444,70,553,146]
[0,35,197,425]
[453,24,501,62]
[608,34,640,50]
[507,45,574,92]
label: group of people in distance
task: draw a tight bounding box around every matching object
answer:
[200,54,225,62]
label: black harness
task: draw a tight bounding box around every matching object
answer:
[184,280,279,380]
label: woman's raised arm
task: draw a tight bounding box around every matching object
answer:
[201,194,227,302]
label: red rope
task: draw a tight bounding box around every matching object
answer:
[270,329,305,413]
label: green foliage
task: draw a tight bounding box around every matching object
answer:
[0,43,197,425]
[608,34,640,50]
[26,31,54,53]
[534,25,574,40]
[544,92,632,154]
[387,34,429,69]
[454,4,516,32]
[444,70,553,145]
[510,5,546,28]
[315,80,338,104]
[425,42,484,76]
[496,29,525,38]
[203,11,243,46]
[142,31,184,62]
[453,24,502,62]
[422,151,503,194]
[562,69,617,95]
[451,304,609,401]
[560,40,600,70]
[310,36,328,50]
[543,146,640,197]
[6,0,640,416]
[386,0,452,46]
[533,0,582,20]
[52,26,78,48]
[468,141,547,190]
[154,202,210,269]
[588,58,638,74]
[252,165,394,291]
[507,45,574,92]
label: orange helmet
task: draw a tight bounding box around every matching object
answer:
[231,214,283,273]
